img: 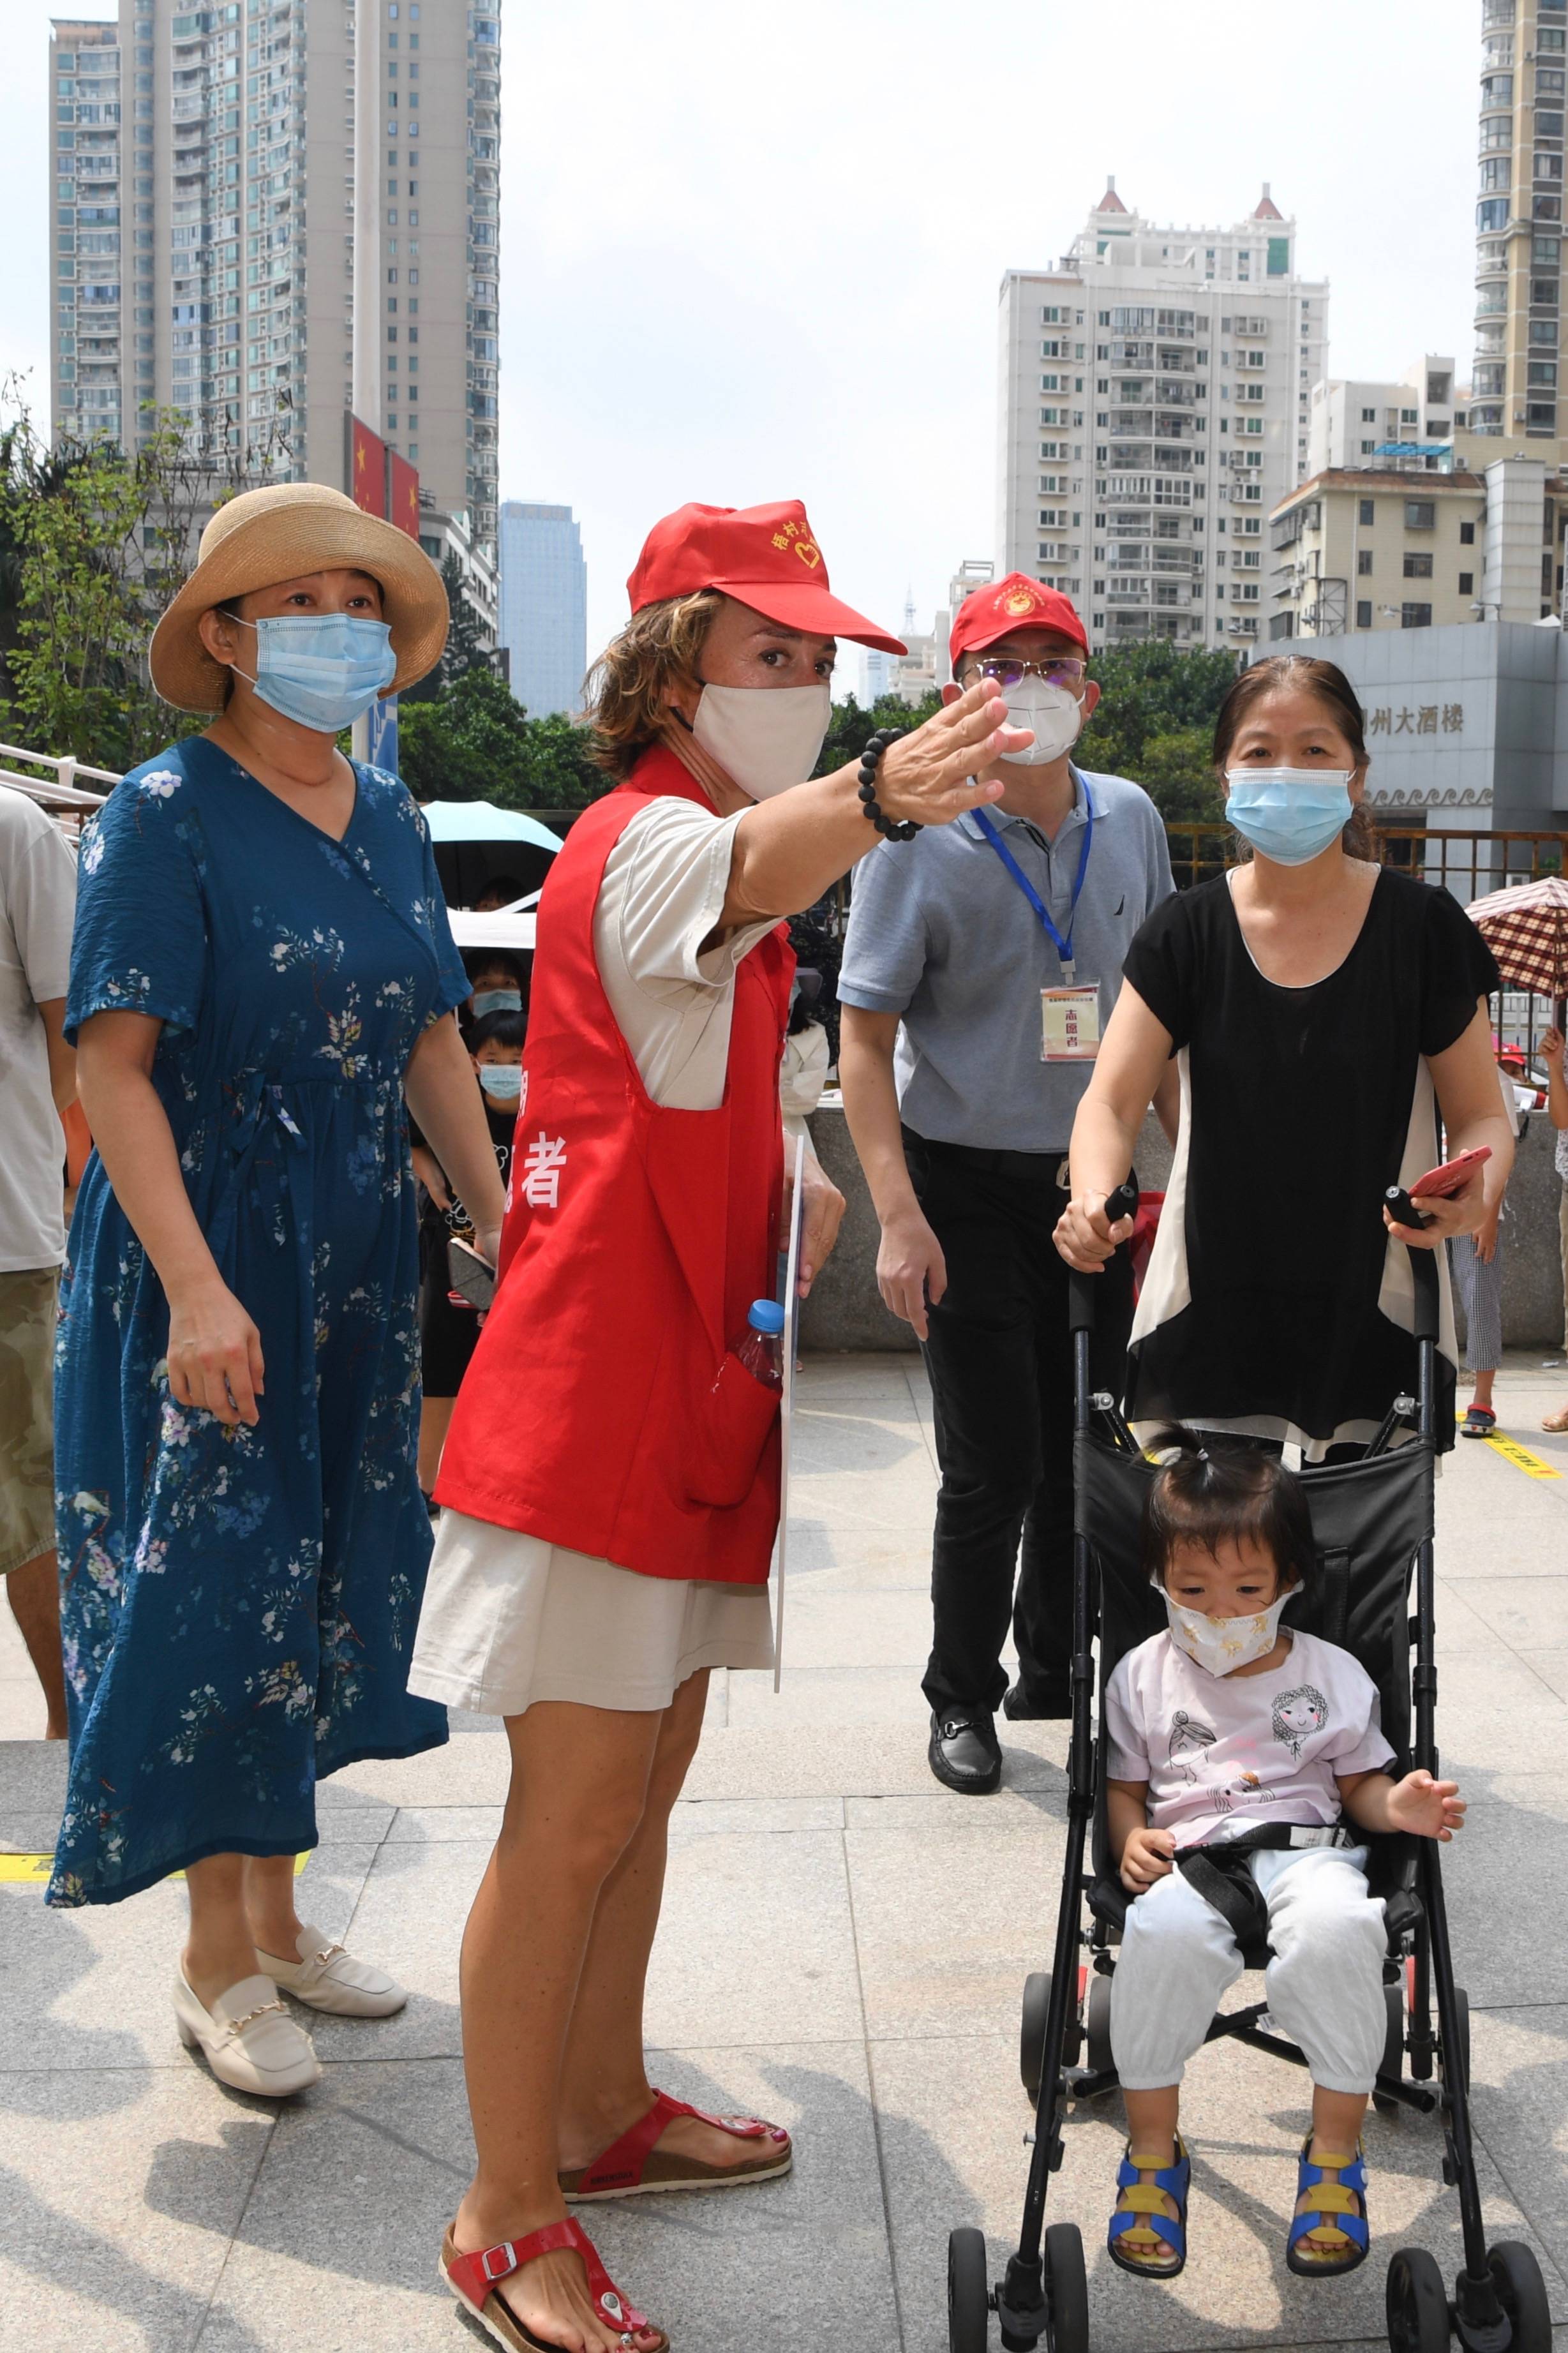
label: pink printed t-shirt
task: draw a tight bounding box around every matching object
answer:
[1103,1627,1394,1849]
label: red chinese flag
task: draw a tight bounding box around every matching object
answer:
[389,450,421,541]
[349,413,387,518]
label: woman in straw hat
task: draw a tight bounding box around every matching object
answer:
[408,500,1031,2353]
[50,482,507,2100]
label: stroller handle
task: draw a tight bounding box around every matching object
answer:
[1384,1188,1444,1345]
[1068,1179,1140,1334]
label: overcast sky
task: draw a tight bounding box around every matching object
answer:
[3,0,1480,683]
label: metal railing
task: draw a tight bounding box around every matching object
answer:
[0,743,117,824]
[1161,822,1566,897]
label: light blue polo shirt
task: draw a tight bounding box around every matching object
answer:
[837,765,1175,1153]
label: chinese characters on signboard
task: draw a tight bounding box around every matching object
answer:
[1366,704,1464,737]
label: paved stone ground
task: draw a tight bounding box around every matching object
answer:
[4,1349,1568,2353]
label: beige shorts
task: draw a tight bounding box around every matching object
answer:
[410,1507,775,1717]
[0,1266,59,1577]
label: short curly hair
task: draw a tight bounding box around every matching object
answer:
[581,590,724,778]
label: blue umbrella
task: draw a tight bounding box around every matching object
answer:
[421,800,565,854]
[420,799,563,907]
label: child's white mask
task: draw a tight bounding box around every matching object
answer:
[1161,1588,1292,1677]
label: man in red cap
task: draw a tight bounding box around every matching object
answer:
[839,577,1176,1796]
[409,502,1033,2353]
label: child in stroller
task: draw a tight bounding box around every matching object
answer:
[1103,1431,1465,2283]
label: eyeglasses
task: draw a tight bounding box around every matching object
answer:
[967,657,1087,691]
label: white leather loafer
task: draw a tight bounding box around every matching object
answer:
[174,1970,322,2096]
[254,1922,407,2018]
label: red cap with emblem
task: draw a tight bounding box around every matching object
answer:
[627,500,906,655]
[950,572,1089,664]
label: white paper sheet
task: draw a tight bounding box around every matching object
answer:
[773,1132,805,1692]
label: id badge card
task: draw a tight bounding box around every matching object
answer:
[1041,981,1101,1063]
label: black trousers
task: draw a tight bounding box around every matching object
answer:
[906,1129,1135,1720]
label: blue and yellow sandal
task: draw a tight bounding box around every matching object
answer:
[1107,2137,1190,2279]
[1286,2140,1370,2277]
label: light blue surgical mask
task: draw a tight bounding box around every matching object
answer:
[232,613,398,734]
[1225,768,1354,867]
[477,1063,523,1102]
[470,988,522,1020]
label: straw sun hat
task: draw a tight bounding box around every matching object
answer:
[149,480,449,713]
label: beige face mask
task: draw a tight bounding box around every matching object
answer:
[1161,1586,1292,1677]
[690,681,832,800]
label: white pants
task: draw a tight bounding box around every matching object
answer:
[1109,1846,1387,2096]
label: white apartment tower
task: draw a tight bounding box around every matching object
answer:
[996,181,1328,650]
[1470,0,1567,444]
[48,0,500,553]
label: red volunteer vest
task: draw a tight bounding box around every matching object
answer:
[434,746,794,1585]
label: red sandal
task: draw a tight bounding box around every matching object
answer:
[440,2218,668,2352]
[559,2089,793,2201]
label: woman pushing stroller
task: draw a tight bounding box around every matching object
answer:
[1102,1435,1464,2283]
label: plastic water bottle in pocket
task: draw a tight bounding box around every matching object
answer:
[733,1299,786,1392]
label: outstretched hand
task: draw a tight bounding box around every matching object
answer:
[1385,1768,1466,1842]
[874,680,1033,830]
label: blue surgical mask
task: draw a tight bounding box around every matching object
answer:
[470,987,521,1019]
[232,613,398,734]
[477,1063,523,1102]
[1225,768,1354,867]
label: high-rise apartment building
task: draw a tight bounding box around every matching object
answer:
[48,0,500,552]
[996,181,1327,649]
[1471,0,1567,442]
[497,501,587,718]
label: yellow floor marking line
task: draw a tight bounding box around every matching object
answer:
[0,1851,310,1885]
[1484,1430,1562,1481]
[1456,1412,1562,1481]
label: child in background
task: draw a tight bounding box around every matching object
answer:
[1103,1433,1464,2283]
[416,1008,523,1497]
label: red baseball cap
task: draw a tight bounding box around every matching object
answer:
[627,500,906,655]
[950,572,1089,665]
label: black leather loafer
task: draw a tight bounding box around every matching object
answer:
[928,1710,1002,1795]
[1003,1677,1071,1722]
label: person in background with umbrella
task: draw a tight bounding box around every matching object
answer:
[1542,1022,1568,1435]
[1460,873,1568,1438]
[1452,1059,1524,1438]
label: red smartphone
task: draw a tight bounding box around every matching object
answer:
[1408,1146,1491,1200]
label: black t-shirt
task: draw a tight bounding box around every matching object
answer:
[1121,869,1499,1454]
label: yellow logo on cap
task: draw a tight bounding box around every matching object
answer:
[1004,586,1040,615]
[794,539,821,570]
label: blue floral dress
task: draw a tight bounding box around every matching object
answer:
[50,739,467,1907]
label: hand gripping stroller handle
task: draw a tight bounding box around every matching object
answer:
[1068,1179,1140,1334]
[1384,1187,1442,1343]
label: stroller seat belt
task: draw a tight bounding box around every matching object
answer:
[1176,1824,1358,1948]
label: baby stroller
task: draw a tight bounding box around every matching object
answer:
[946,1184,1550,2353]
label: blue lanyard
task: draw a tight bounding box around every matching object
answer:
[973,790,1094,981]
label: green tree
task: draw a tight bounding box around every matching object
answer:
[0,382,295,772]
[396,664,606,810]
[1079,641,1239,822]
[814,689,941,777]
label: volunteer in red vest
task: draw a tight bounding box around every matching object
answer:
[408,500,1031,2353]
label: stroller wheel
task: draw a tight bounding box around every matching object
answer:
[1043,2222,1089,2353]
[1385,2246,1449,2353]
[1439,1988,1471,2109]
[1020,1971,1050,2100]
[1086,1973,1114,2077]
[948,2225,991,2353]
[1486,2241,1551,2353]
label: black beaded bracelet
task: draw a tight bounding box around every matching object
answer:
[856,726,920,841]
